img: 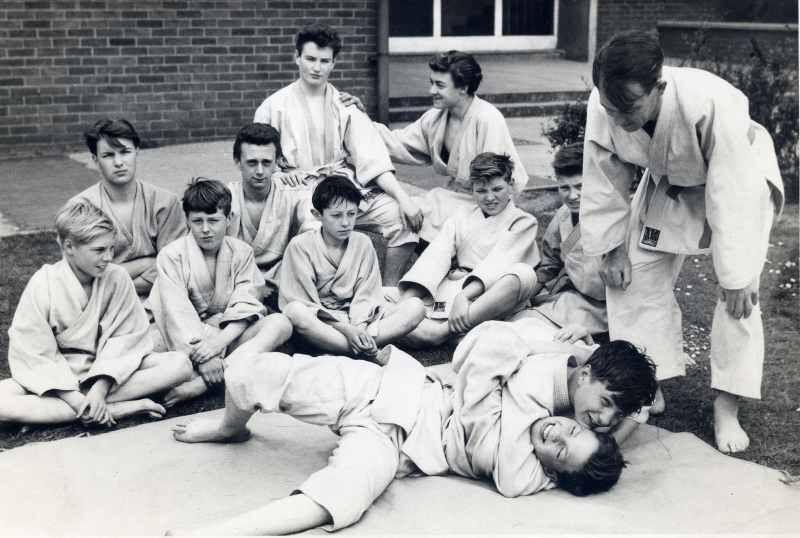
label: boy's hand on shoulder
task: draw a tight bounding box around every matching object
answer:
[275,170,311,188]
[554,324,593,345]
[198,358,225,385]
[339,92,366,112]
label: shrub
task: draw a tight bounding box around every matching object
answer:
[541,100,586,149]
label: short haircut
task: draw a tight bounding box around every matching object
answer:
[469,152,514,185]
[554,432,626,496]
[585,340,658,416]
[84,118,141,156]
[592,30,664,112]
[553,142,584,177]
[233,123,283,163]
[428,51,483,95]
[55,199,116,246]
[311,175,362,213]
[182,178,232,217]
[295,23,342,58]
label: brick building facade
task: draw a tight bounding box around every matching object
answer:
[0,0,379,158]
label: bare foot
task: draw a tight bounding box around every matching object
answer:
[650,385,666,415]
[109,399,166,420]
[164,377,208,408]
[372,345,393,366]
[172,418,251,444]
[714,392,750,453]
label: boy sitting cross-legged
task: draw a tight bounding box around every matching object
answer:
[167,321,657,535]
[146,179,292,407]
[0,200,193,426]
[279,175,425,360]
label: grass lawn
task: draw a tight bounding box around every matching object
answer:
[0,202,798,476]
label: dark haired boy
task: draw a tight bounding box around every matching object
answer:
[168,316,656,534]
[147,179,292,406]
[582,29,784,452]
[253,23,421,285]
[279,176,425,359]
[226,123,316,301]
[398,152,539,347]
[71,118,187,297]
[527,142,607,344]
[368,51,528,242]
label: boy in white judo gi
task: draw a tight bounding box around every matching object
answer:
[254,23,421,285]
[147,180,292,406]
[0,200,193,426]
[168,322,657,535]
[528,142,608,343]
[397,152,539,346]
[279,176,425,359]
[225,123,316,306]
[71,118,187,297]
[582,30,784,453]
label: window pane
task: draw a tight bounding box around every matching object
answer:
[503,0,554,35]
[390,0,433,37]
[442,0,495,36]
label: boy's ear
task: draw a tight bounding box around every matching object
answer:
[310,208,322,220]
[578,364,592,383]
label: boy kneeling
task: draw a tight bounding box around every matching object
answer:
[0,201,193,426]
[147,179,292,406]
[279,176,425,359]
[168,330,656,535]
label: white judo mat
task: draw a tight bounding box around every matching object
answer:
[0,410,797,535]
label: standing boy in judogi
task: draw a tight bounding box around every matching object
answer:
[0,200,193,426]
[279,176,425,360]
[225,122,316,305]
[528,142,607,344]
[71,118,187,297]
[147,180,292,407]
[254,23,421,285]
[397,152,539,347]
[581,30,784,453]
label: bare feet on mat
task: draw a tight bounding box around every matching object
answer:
[111,399,166,420]
[650,385,666,415]
[172,418,251,444]
[163,377,208,408]
[714,392,750,453]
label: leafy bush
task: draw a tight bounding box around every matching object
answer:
[541,100,586,149]
[680,31,799,203]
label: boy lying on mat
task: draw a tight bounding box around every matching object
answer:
[167,321,657,535]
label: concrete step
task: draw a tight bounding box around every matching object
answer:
[389,99,582,123]
[389,90,589,109]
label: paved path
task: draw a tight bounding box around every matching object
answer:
[0,117,558,236]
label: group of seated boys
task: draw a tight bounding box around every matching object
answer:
[1,24,662,537]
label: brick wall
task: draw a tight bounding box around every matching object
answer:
[596,0,723,50]
[0,0,378,159]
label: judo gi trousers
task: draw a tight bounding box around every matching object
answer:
[606,180,774,399]
[225,352,413,531]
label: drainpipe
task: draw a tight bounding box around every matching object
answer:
[376,0,390,123]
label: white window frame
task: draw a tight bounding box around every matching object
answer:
[390,0,559,53]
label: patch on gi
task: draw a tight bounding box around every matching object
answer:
[641,226,661,247]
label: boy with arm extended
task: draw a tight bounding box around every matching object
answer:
[398,152,539,346]
[146,180,292,406]
[279,176,425,359]
[226,123,316,304]
[254,23,421,285]
[527,142,608,344]
[71,118,187,296]
[167,321,656,535]
[0,200,193,426]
